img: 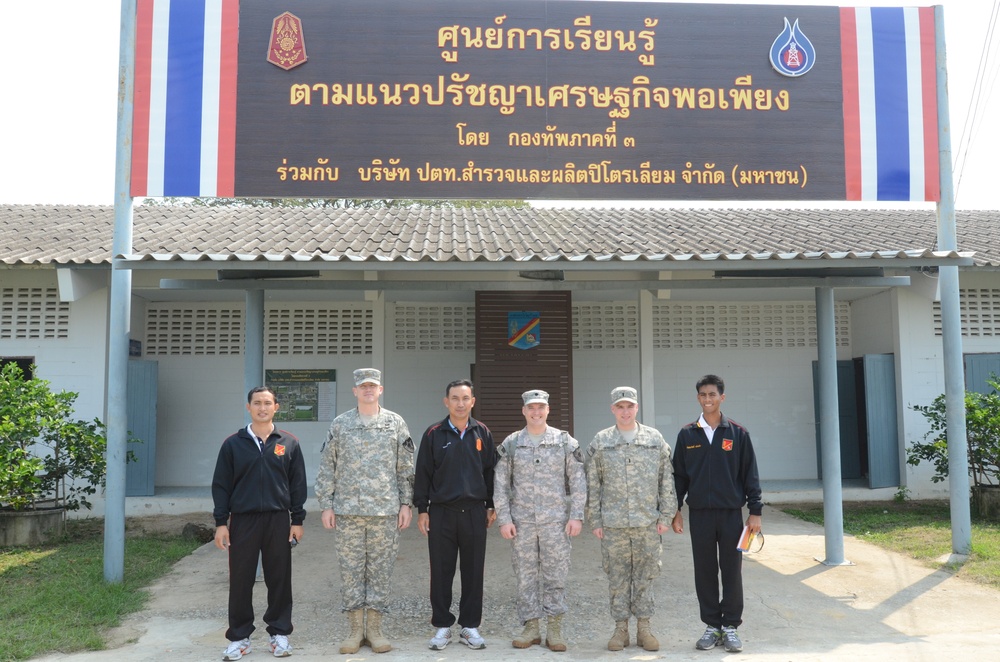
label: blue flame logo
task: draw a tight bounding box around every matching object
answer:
[769,18,816,77]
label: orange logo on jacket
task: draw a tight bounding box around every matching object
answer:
[722,439,733,451]
[476,438,482,451]
[274,444,286,456]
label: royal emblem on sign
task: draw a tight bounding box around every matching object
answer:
[722,438,734,451]
[267,12,307,70]
[508,312,541,350]
[769,17,816,77]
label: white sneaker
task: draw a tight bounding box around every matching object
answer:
[429,627,452,650]
[269,634,292,657]
[460,627,486,649]
[223,638,251,660]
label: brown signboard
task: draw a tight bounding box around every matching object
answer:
[132,1,938,201]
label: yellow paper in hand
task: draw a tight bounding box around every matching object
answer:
[737,525,756,552]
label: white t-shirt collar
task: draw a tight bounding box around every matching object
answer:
[697,413,717,443]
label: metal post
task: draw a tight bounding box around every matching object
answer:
[244,289,265,417]
[638,289,655,425]
[104,0,137,583]
[816,286,849,565]
[934,5,971,554]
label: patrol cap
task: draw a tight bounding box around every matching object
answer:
[522,389,549,405]
[353,368,382,386]
[611,386,638,404]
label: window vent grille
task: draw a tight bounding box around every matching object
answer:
[934,288,1000,337]
[573,303,639,350]
[652,302,850,349]
[145,306,243,355]
[266,307,372,355]
[0,287,70,340]
[392,304,474,351]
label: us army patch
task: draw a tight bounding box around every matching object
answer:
[572,448,584,463]
[403,437,415,452]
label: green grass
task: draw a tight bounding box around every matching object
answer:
[0,519,202,661]
[780,500,1000,588]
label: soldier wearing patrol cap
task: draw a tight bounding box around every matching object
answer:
[494,389,586,652]
[585,386,677,652]
[315,368,414,655]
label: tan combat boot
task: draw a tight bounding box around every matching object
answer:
[338,609,365,654]
[512,618,541,648]
[636,617,660,651]
[545,614,567,652]
[364,608,392,654]
[607,620,629,651]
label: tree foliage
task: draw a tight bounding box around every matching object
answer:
[908,377,1000,487]
[0,363,110,511]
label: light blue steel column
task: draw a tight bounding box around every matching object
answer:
[934,6,971,554]
[244,290,265,424]
[104,0,137,583]
[816,286,847,565]
[638,289,655,426]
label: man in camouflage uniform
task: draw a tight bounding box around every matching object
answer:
[494,389,586,652]
[315,369,414,655]
[585,386,677,652]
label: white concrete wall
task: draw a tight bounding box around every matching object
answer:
[954,271,1000,354]
[851,290,896,356]
[654,348,823,480]
[147,303,478,489]
[8,266,1000,500]
[892,286,948,498]
[153,356,244,486]
[383,350,477,443]
[151,355,414,488]
[0,271,108,423]
[571,349,640,445]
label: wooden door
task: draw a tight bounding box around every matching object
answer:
[474,292,573,443]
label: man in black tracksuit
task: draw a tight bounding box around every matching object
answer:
[671,374,762,654]
[212,386,307,660]
[414,379,498,651]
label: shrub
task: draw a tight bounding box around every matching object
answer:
[0,363,109,511]
[908,377,1000,488]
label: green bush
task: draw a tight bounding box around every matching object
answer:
[908,377,1000,488]
[0,363,109,511]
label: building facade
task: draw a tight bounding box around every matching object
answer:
[2,205,998,505]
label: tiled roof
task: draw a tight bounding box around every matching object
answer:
[1,204,996,267]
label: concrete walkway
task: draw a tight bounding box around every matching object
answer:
[33,507,1000,661]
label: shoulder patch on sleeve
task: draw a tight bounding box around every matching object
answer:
[497,443,508,458]
[572,448,584,463]
[402,437,414,453]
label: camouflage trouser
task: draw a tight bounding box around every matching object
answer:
[335,514,399,613]
[600,524,662,621]
[509,520,571,623]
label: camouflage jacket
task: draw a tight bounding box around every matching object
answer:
[494,426,587,526]
[315,407,414,516]
[584,423,677,529]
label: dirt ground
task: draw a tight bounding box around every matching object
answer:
[124,513,216,537]
[91,511,697,658]
[37,506,1000,661]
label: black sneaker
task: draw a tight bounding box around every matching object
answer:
[696,626,722,650]
[721,626,743,653]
